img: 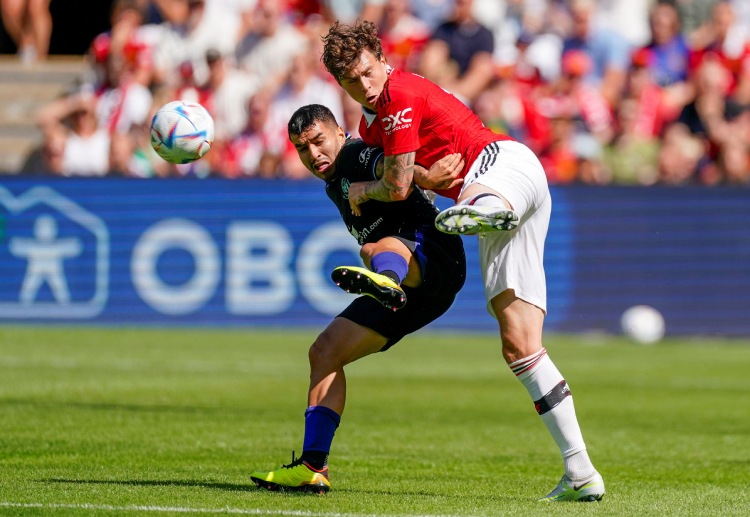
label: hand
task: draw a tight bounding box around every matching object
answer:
[696,93,724,121]
[414,153,465,190]
[347,181,368,216]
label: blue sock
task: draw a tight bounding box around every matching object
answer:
[370,251,408,284]
[302,406,340,468]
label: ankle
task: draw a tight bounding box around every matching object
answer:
[301,450,328,471]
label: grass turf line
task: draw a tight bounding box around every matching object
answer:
[0,326,749,516]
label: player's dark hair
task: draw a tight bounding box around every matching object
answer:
[321,19,383,83]
[288,104,338,137]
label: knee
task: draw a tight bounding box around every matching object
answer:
[498,318,544,363]
[492,293,544,362]
[308,329,343,373]
[359,243,377,265]
[499,331,524,363]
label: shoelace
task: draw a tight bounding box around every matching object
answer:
[282,450,305,469]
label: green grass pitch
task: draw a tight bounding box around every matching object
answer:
[1,326,749,516]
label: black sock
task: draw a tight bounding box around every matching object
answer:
[379,270,400,284]
[301,450,328,470]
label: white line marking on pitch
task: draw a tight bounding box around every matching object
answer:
[0,502,468,517]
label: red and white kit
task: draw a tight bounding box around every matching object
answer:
[359,68,551,315]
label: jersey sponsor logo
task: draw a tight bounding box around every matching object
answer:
[341,178,350,200]
[351,217,384,245]
[382,107,413,133]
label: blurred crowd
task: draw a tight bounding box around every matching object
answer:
[14,0,750,185]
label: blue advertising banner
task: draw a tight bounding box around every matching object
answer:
[0,179,748,336]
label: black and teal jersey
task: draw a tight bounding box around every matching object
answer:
[326,137,467,350]
[325,138,439,246]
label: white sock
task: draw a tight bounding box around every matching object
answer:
[459,193,504,207]
[509,348,595,481]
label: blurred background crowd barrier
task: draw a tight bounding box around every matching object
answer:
[0,179,748,336]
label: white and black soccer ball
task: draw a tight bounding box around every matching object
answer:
[150,100,214,164]
[620,305,665,345]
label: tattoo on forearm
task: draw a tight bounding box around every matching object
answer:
[366,154,414,202]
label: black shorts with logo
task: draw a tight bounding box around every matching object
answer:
[337,224,466,351]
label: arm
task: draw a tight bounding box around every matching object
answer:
[450,52,495,104]
[413,153,465,190]
[418,39,459,86]
[36,92,93,135]
[347,151,416,216]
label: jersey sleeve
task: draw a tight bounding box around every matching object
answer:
[338,139,384,181]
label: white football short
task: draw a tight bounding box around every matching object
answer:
[460,140,551,317]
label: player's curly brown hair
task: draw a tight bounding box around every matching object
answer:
[321,19,384,84]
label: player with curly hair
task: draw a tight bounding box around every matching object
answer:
[317,19,605,502]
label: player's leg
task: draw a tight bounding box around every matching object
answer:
[435,143,520,235]
[471,141,604,501]
[307,316,388,412]
[331,237,419,309]
[250,317,387,493]
[360,237,421,287]
[251,229,464,494]
[490,290,604,502]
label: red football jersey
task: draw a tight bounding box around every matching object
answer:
[359,68,513,201]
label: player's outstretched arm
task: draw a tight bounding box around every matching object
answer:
[348,151,416,216]
[414,153,465,191]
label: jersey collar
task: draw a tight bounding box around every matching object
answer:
[362,106,377,127]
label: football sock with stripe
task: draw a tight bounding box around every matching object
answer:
[509,348,595,481]
[370,251,408,285]
[301,405,340,470]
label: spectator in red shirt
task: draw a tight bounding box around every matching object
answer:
[532,49,614,183]
[218,91,284,178]
[379,0,431,73]
[689,0,750,103]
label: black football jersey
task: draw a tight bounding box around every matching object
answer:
[325,138,439,245]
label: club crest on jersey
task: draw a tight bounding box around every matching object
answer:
[341,178,351,199]
[382,107,413,134]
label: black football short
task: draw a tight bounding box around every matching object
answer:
[336,225,466,351]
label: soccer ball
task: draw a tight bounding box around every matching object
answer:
[150,100,214,164]
[620,305,665,345]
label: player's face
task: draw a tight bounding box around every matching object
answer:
[339,50,389,111]
[290,121,346,181]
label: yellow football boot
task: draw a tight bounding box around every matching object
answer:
[250,454,331,494]
[331,266,406,310]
